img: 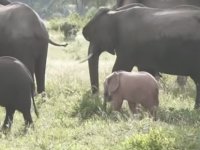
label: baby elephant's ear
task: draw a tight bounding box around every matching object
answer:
[108,72,120,94]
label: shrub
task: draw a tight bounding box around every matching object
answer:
[48,18,64,31]
[48,12,91,40]
[60,22,78,40]
[122,128,175,150]
[72,92,105,120]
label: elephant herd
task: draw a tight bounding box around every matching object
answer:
[1,0,200,132]
[0,0,67,132]
[83,0,200,117]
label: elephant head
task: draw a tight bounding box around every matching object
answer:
[83,8,117,93]
[0,0,11,5]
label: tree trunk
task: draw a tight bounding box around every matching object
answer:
[75,0,85,15]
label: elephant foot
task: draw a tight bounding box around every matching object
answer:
[103,101,107,111]
[24,122,34,134]
[1,125,11,134]
[36,92,48,104]
[194,103,200,109]
[91,86,99,94]
[41,92,46,98]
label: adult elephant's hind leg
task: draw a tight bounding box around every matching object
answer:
[191,76,200,109]
[22,109,33,129]
[2,107,15,131]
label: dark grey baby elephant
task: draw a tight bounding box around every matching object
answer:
[104,71,159,120]
[0,56,38,131]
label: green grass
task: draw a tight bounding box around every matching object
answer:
[0,29,199,150]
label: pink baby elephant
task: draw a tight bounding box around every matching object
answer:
[104,71,159,120]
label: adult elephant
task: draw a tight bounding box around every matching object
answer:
[0,0,10,5]
[0,2,67,94]
[116,0,200,87]
[83,5,200,108]
[116,0,200,8]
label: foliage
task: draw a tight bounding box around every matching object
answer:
[121,128,175,150]
[48,12,91,40]
[121,126,200,150]
[60,22,79,40]
[10,0,116,18]
[48,12,92,29]
[71,92,105,120]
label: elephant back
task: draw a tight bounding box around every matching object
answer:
[0,2,48,40]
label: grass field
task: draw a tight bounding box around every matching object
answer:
[0,30,200,150]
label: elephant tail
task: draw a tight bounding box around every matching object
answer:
[31,84,39,118]
[32,95,39,118]
[49,39,68,47]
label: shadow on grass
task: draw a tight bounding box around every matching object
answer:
[71,91,131,121]
[71,91,104,120]
[158,107,200,126]
[71,91,200,126]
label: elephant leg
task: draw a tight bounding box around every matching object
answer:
[103,99,107,111]
[22,109,33,128]
[190,76,200,109]
[2,107,15,130]
[35,60,45,93]
[111,97,123,111]
[176,76,187,87]
[128,101,137,114]
[194,84,200,109]
[35,44,48,94]
[112,57,133,72]
[24,59,36,93]
[149,107,157,121]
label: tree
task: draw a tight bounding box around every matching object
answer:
[75,0,85,15]
[9,0,116,18]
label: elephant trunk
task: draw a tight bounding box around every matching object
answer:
[88,44,100,94]
[35,58,46,94]
[35,43,48,94]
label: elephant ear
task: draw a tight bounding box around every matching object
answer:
[108,72,120,95]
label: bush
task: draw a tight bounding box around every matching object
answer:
[60,22,79,40]
[48,12,91,40]
[122,128,175,150]
[48,18,64,31]
[72,92,106,120]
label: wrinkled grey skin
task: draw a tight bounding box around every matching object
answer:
[104,71,159,120]
[0,56,38,131]
[116,0,200,87]
[83,5,200,108]
[0,2,67,94]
